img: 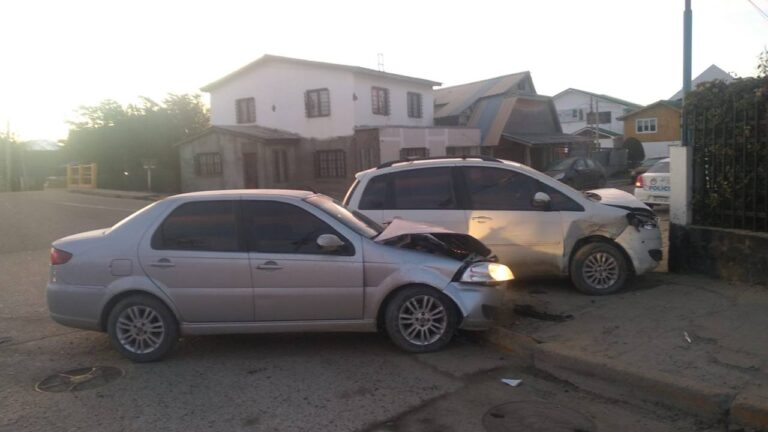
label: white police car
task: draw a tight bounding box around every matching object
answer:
[634,158,670,207]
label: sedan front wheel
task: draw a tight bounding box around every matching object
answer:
[384,286,458,353]
[570,242,628,295]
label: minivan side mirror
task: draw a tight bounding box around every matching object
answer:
[316,234,346,250]
[532,192,552,210]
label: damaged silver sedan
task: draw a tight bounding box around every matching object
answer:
[46,190,512,362]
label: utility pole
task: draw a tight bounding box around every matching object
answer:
[4,121,11,192]
[682,0,693,146]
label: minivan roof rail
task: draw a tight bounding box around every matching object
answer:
[375,155,503,170]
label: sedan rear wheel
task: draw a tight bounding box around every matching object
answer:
[570,242,628,295]
[107,294,178,362]
[385,286,458,353]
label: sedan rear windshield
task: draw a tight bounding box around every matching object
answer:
[647,162,670,174]
[306,196,382,238]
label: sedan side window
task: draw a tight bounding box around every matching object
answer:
[464,167,537,211]
[392,167,456,210]
[152,201,240,252]
[242,201,352,255]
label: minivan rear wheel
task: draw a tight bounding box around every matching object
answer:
[107,294,178,362]
[384,286,458,353]
[570,242,628,295]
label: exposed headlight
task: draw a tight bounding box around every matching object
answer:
[553,172,565,180]
[460,262,514,283]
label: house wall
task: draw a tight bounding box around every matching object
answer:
[209,62,357,139]
[179,133,253,192]
[554,90,633,135]
[294,136,356,200]
[375,127,481,162]
[209,61,435,139]
[622,106,681,143]
[352,74,434,129]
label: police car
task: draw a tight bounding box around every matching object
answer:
[634,158,670,207]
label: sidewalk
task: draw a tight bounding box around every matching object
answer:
[488,272,768,430]
[66,188,168,201]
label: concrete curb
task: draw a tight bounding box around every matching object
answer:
[731,390,768,431]
[532,343,734,421]
[67,189,166,201]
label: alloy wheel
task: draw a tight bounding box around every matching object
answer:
[582,252,619,289]
[398,295,447,346]
[115,306,165,354]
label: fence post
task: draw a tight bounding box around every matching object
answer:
[670,145,693,225]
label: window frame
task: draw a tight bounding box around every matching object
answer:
[371,87,390,116]
[587,111,612,124]
[314,149,347,179]
[636,118,658,134]
[235,97,256,124]
[304,88,331,118]
[407,92,422,118]
[194,152,223,177]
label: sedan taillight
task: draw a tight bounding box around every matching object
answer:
[635,175,644,188]
[50,248,73,265]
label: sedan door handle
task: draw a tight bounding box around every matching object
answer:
[149,258,175,268]
[256,261,283,271]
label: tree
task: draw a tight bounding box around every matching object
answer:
[623,137,645,165]
[65,93,209,192]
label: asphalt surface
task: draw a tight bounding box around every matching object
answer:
[0,190,711,432]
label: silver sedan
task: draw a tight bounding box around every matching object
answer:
[47,190,513,362]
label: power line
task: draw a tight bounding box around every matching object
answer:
[746,0,768,21]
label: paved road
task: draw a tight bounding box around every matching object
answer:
[0,190,704,432]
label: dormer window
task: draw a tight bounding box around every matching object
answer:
[236,98,255,124]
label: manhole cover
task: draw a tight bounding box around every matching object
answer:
[483,401,596,432]
[35,366,124,393]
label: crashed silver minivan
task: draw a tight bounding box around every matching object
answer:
[344,157,663,294]
[47,190,512,362]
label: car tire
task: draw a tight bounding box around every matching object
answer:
[384,286,458,353]
[107,294,178,362]
[570,242,628,295]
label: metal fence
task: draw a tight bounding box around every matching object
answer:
[689,99,768,232]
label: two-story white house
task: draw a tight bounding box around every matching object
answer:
[177,55,479,196]
[552,88,641,148]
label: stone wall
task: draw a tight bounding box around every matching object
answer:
[670,223,768,285]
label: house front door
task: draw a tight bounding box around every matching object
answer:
[244,153,259,189]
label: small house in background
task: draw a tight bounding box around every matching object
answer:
[668,64,734,101]
[617,100,682,158]
[552,88,641,149]
[434,73,591,171]
[179,54,479,198]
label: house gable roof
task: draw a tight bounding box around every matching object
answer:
[433,72,535,119]
[669,64,734,100]
[175,125,300,147]
[573,126,622,138]
[201,54,441,92]
[552,88,642,109]
[616,100,682,121]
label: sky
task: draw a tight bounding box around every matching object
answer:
[1,0,766,142]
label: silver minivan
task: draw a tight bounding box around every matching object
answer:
[345,157,663,295]
[47,190,512,362]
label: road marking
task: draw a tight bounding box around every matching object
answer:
[55,202,136,211]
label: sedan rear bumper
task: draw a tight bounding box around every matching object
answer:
[47,283,104,331]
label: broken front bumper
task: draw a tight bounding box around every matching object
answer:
[443,281,505,330]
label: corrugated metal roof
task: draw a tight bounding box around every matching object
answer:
[201,54,441,92]
[501,132,592,146]
[434,72,533,118]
